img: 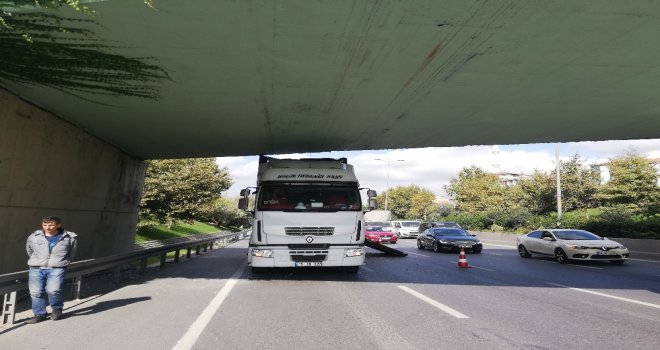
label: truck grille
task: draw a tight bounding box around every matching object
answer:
[285,227,334,236]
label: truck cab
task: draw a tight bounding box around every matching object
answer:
[239,156,377,273]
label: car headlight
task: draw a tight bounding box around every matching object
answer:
[438,240,449,244]
[252,249,273,258]
[345,248,364,257]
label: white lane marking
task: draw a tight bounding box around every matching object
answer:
[361,266,375,272]
[406,252,430,258]
[482,243,516,249]
[547,283,660,310]
[173,264,247,350]
[449,261,496,272]
[398,286,469,319]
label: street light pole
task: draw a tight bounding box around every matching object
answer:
[556,144,562,227]
[374,158,405,211]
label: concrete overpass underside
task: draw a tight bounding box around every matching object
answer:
[1,1,659,272]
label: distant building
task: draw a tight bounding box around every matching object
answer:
[492,172,530,187]
[434,196,454,207]
[591,158,660,185]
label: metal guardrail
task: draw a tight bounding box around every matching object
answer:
[1,231,244,327]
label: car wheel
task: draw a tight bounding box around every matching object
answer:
[390,241,397,244]
[432,241,441,253]
[472,248,482,254]
[518,245,532,258]
[417,240,424,249]
[554,248,569,264]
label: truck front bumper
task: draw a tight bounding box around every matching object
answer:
[248,246,365,267]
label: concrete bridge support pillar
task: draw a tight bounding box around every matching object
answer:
[0,88,145,274]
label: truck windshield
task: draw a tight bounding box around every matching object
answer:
[258,185,361,211]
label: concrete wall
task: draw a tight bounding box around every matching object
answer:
[0,88,145,274]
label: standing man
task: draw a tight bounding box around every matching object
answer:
[25,216,78,323]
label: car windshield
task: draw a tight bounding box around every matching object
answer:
[367,221,391,227]
[553,230,600,240]
[435,222,459,228]
[402,222,420,227]
[366,227,384,232]
[432,228,469,236]
[258,185,361,211]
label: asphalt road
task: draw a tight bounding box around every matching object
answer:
[1,236,659,350]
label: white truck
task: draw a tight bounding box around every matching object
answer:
[239,156,377,273]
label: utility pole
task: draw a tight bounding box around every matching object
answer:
[556,144,562,227]
[374,158,405,211]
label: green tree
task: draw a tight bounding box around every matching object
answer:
[508,155,599,215]
[409,189,439,220]
[444,166,505,213]
[205,196,252,228]
[140,158,233,224]
[378,185,431,219]
[598,153,660,215]
[511,170,555,214]
[555,154,600,211]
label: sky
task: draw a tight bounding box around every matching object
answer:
[216,139,660,199]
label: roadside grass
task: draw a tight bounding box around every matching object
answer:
[135,221,227,243]
[134,221,240,266]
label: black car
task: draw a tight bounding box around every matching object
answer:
[417,227,482,253]
[417,221,462,234]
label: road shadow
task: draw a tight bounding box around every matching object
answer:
[67,296,152,318]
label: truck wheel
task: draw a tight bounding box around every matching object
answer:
[251,267,265,274]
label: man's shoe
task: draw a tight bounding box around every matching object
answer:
[51,308,63,321]
[27,314,47,324]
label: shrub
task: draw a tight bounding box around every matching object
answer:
[444,213,489,231]
[490,224,505,232]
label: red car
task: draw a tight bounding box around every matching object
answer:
[365,226,398,244]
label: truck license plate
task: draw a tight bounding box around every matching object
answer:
[294,262,322,267]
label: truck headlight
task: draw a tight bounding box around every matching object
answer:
[252,249,273,258]
[345,248,364,257]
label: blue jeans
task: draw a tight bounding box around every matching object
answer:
[28,268,66,316]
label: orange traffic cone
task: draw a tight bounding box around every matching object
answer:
[457,247,470,268]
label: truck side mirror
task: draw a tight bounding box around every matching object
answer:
[367,189,377,198]
[238,197,249,210]
[368,198,377,209]
[240,188,251,197]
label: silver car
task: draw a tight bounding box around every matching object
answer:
[516,229,629,264]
